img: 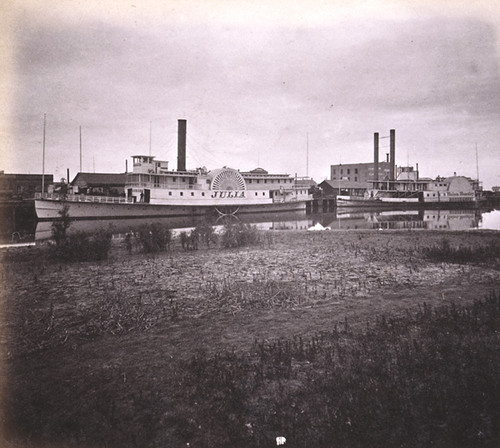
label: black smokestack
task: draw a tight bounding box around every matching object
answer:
[177,119,187,171]
[374,132,379,182]
[390,129,395,181]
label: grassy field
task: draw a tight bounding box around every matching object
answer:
[0,229,499,447]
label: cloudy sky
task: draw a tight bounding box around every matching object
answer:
[1,0,499,188]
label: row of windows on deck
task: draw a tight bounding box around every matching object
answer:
[128,174,294,185]
[164,191,268,197]
[158,190,307,197]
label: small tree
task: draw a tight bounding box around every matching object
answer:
[137,224,172,253]
[195,220,218,248]
[220,222,261,248]
[51,204,71,247]
[62,229,113,261]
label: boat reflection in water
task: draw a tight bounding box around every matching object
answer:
[331,208,484,231]
[27,207,500,243]
[34,210,314,241]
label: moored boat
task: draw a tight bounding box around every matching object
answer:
[35,120,312,220]
[337,176,478,208]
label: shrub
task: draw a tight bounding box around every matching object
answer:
[180,229,200,251]
[53,228,113,262]
[195,220,218,248]
[220,222,261,248]
[424,237,500,264]
[136,224,172,253]
[50,204,72,247]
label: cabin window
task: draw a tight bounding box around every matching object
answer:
[341,169,343,174]
[172,177,177,182]
[182,178,186,182]
[262,192,265,196]
[180,192,184,196]
[355,177,358,182]
[202,192,205,196]
[257,180,260,184]
[264,180,267,183]
[255,192,258,196]
[248,179,252,183]
[347,169,350,174]
[191,192,194,196]
[355,168,358,174]
[169,192,172,196]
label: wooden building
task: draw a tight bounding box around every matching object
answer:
[71,173,126,196]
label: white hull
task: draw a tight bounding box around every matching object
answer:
[336,194,476,208]
[336,195,420,208]
[35,197,307,220]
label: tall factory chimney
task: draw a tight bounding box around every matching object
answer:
[374,132,379,182]
[177,119,187,172]
[389,129,396,181]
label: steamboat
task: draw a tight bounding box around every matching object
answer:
[35,120,311,220]
[336,173,479,208]
[336,130,480,208]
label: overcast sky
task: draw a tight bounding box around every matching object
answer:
[1,0,499,188]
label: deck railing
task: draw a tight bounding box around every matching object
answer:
[35,193,133,203]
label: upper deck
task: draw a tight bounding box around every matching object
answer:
[128,158,299,192]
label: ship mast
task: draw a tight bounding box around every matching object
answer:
[306,132,309,178]
[80,126,82,172]
[475,143,479,181]
[42,113,46,195]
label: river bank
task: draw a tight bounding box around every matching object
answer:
[1,229,499,447]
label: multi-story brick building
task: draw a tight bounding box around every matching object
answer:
[330,161,391,183]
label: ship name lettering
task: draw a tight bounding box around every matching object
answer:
[210,191,246,199]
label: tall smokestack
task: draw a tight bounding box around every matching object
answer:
[389,129,395,181]
[177,119,187,171]
[374,132,379,182]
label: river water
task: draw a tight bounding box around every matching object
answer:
[1,206,499,246]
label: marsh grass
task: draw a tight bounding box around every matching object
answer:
[5,292,499,447]
[3,231,500,448]
[167,291,500,447]
[424,237,500,264]
[205,277,309,310]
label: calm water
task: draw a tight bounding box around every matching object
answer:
[1,206,499,246]
[330,208,500,231]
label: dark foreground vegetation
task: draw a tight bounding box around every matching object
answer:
[177,293,500,448]
[1,228,499,447]
[424,237,500,264]
[3,291,499,448]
